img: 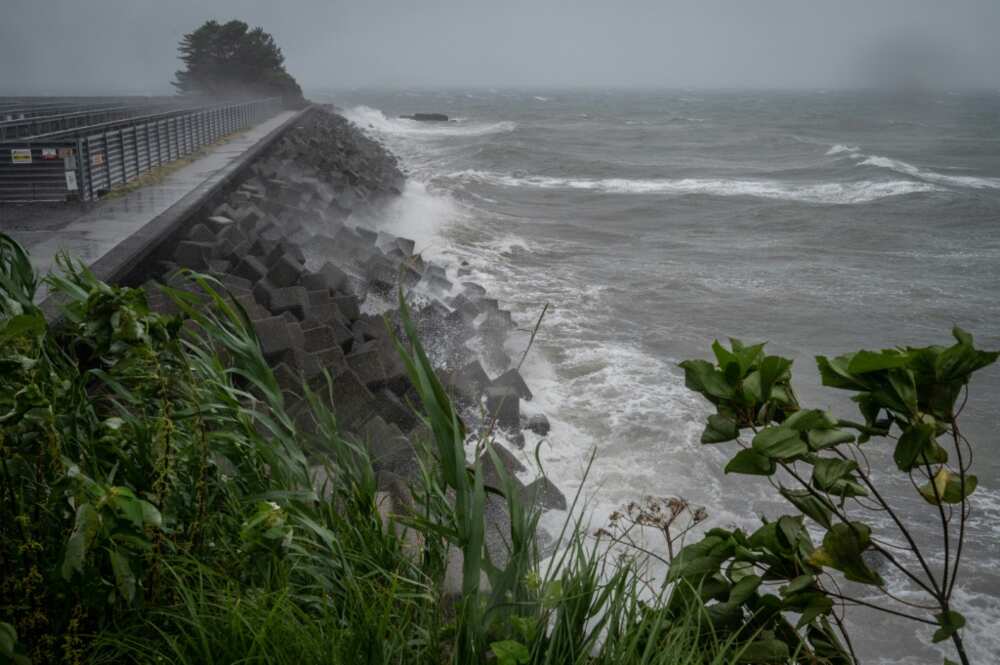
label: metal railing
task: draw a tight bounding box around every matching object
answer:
[0,97,282,202]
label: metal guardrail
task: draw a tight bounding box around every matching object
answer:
[0,97,282,202]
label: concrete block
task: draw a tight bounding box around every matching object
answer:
[485,386,520,431]
[373,388,418,432]
[187,223,216,243]
[267,253,304,288]
[204,215,234,234]
[253,316,296,360]
[172,241,213,270]
[270,286,309,320]
[492,368,533,400]
[301,261,348,293]
[232,255,268,283]
[355,226,377,244]
[333,294,360,322]
[522,477,567,511]
[346,343,386,388]
[447,360,490,403]
[365,254,398,294]
[303,324,339,353]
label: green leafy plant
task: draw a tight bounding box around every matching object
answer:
[676,333,996,664]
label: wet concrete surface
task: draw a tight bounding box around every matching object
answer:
[0,111,297,282]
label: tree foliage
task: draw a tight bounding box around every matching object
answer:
[173,20,303,102]
[676,332,996,665]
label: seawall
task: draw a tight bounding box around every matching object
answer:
[47,104,565,560]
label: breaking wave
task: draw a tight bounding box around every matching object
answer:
[860,154,1000,190]
[343,105,517,138]
[444,170,940,204]
[826,143,861,155]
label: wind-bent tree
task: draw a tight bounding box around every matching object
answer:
[173,20,303,104]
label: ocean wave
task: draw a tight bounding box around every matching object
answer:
[343,105,517,138]
[859,154,1000,190]
[826,143,861,156]
[445,170,940,204]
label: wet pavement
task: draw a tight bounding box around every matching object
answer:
[0,111,297,283]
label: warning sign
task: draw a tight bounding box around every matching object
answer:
[65,171,79,192]
[11,149,32,164]
[41,148,58,160]
[91,152,105,166]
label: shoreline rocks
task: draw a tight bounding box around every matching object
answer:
[143,105,565,543]
[400,113,449,122]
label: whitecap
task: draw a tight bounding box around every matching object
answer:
[445,170,941,204]
[826,143,861,155]
[343,105,517,138]
[859,154,1000,190]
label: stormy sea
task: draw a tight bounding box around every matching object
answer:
[318,88,1000,664]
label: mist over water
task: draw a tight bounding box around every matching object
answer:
[320,88,1000,664]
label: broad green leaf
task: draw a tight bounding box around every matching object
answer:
[808,428,855,449]
[139,500,163,528]
[932,610,965,643]
[812,458,859,492]
[702,414,739,443]
[679,359,735,400]
[779,574,815,596]
[918,469,978,505]
[783,409,836,432]
[490,640,530,665]
[0,622,15,656]
[816,354,864,390]
[725,449,776,476]
[758,355,793,403]
[780,487,833,529]
[788,592,833,628]
[61,503,101,580]
[738,638,790,663]
[109,548,136,603]
[729,574,761,604]
[808,522,883,586]
[848,349,908,374]
[935,327,999,382]
[752,427,808,460]
[894,423,937,472]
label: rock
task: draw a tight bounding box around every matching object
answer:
[302,261,349,293]
[333,294,360,322]
[523,413,550,436]
[186,223,217,243]
[232,255,269,283]
[253,316,299,360]
[204,215,235,233]
[267,253,304,288]
[346,343,386,388]
[521,477,567,511]
[446,360,490,403]
[269,285,309,320]
[172,241,213,270]
[400,113,449,122]
[477,443,527,491]
[484,386,520,431]
[491,368,532,400]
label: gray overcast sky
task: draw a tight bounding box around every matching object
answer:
[1,0,999,94]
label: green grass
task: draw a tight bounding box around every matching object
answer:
[0,233,755,665]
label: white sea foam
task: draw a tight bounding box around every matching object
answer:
[445,169,940,204]
[342,105,517,138]
[826,143,861,155]
[350,180,464,262]
[859,154,1000,189]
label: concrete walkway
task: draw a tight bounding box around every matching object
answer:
[0,110,298,285]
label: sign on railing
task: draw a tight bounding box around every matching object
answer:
[0,97,281,202]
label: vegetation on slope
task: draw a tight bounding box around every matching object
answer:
[0,231,993,664]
